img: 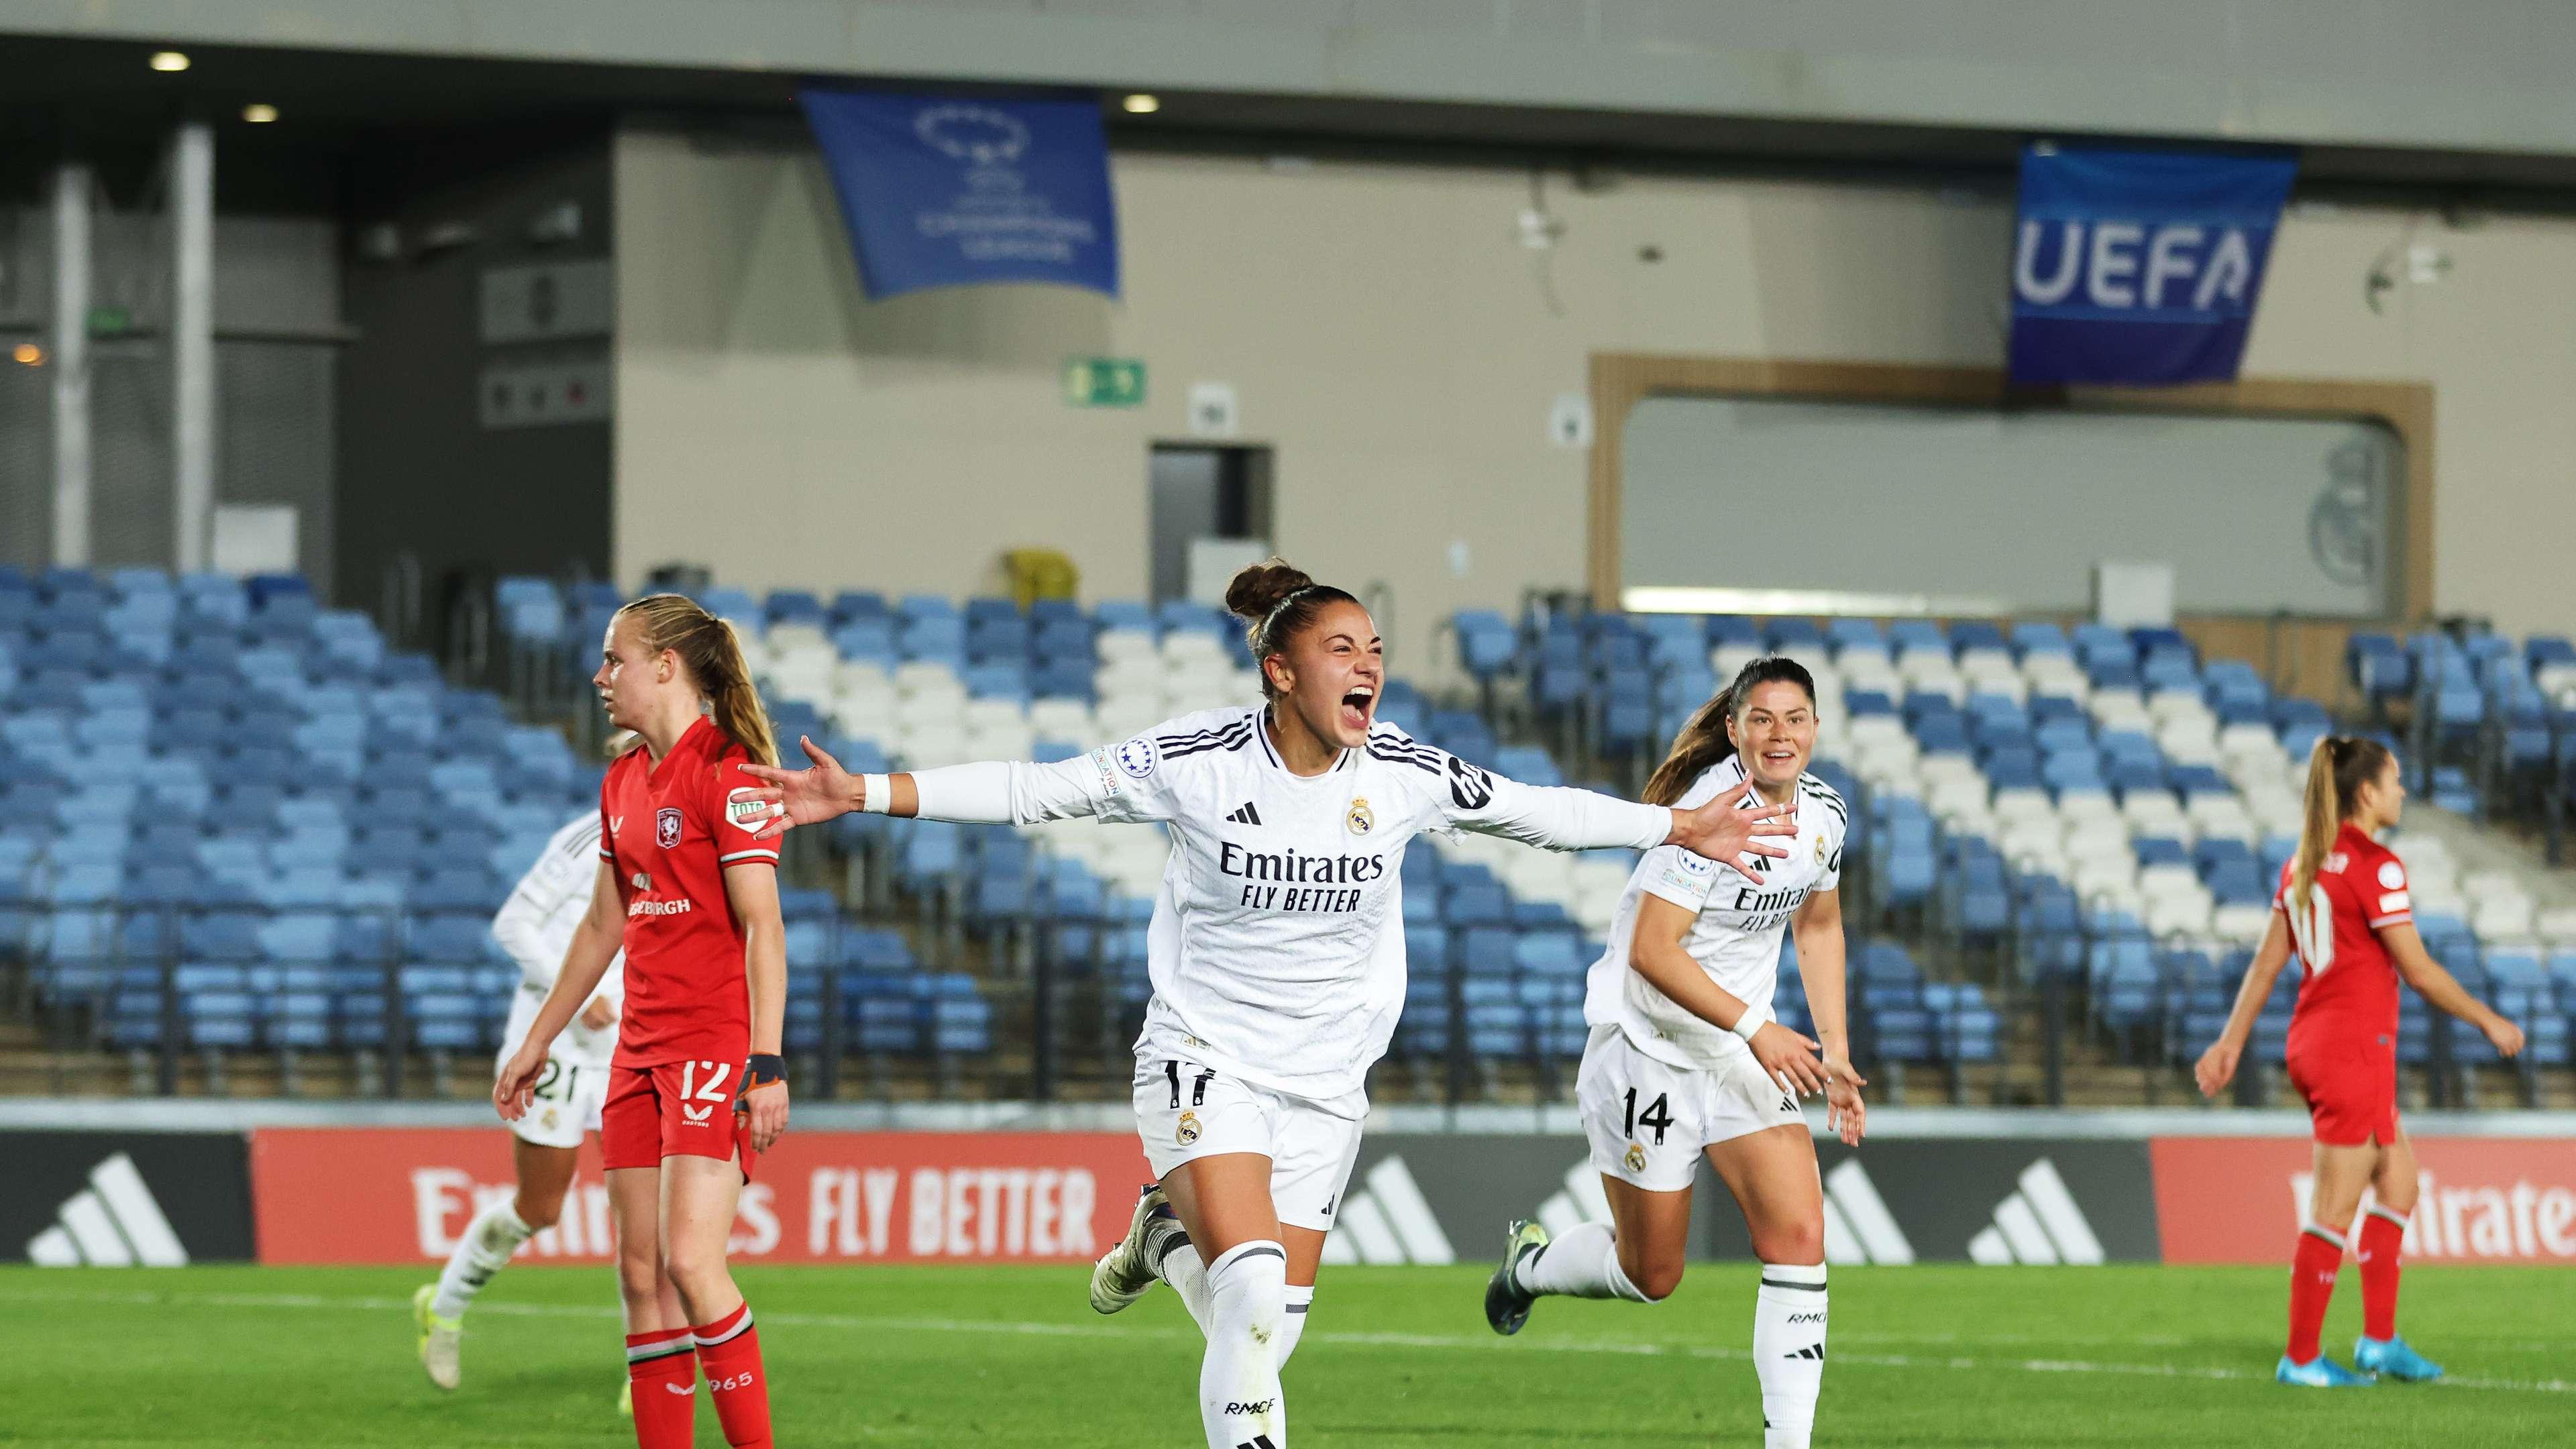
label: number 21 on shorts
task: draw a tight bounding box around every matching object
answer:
[680,1060,733,1125]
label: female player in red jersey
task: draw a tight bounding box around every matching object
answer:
[2196,736,2522,1388]
[498,594,792,1449]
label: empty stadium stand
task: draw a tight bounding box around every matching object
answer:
[8,563,2569,1112]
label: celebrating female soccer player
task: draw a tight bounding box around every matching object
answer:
[744,559,1792,1449]
[497,595,792,1449]
[2196,736,2523,1387]
[417,735,634,1399]
[1482,657,1862,1449]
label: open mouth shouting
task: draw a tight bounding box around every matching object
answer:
[1339,684,1376,735]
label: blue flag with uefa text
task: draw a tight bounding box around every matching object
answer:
[798,89,1120,301]
[2008,146,2297,386]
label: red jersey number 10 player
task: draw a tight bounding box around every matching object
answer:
[2196,737,2522,1389]
[497,594,791,1449]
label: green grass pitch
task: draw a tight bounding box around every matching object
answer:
[2,1263,2567,1446]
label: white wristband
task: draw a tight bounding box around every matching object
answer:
[1729,1008,1766,1043]
[859,774,892,814]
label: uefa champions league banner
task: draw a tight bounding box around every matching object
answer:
[2008,145,2298,386]
[798,89,1120,301]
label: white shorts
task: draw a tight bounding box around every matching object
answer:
[1130,1053,1364,1232]
[1576,1024,1805,1193]
[498,989,613,1150]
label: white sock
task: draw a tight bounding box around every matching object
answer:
[1275,1285,1314,1369]
[1198,1240,1287,1449]
[1752,1262,1828,1449]
[431,1201,535,1320]
[1159,1239,1215,1334]
[1513,1220,1656,1302]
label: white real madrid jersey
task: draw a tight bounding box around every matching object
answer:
[946,706,1674,1108]
[1583,756,1845,1072]
[492,812,627,1006]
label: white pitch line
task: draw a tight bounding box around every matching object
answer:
[0,1287,2565,1395]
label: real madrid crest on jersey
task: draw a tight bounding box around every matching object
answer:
[1176,1110,1201,1145]
[1346,796,1375,836]
[1624,1142,1648,1174]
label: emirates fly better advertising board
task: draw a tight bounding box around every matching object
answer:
[7,1124,2573,1267]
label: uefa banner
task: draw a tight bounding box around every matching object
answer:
[2153,1136,2576,1266]
[248,1128,1150,1266]
[2008,144,2298,386]
[799,89,1120,301]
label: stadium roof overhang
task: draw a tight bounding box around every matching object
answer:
[5,33,2576,216]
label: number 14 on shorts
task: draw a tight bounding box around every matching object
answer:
[680,1061,733,1124]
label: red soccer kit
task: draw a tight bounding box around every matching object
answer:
[2272,821,2410,1146]
[596,716,780,1177]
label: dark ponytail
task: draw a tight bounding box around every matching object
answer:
[1224,557,1362,699]
[1643,655,1816,806]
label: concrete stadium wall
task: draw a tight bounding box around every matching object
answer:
[614,129,2576,670]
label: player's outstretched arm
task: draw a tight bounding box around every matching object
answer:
[496,861,623,1120]
[2194,913,2291,1097]
[743,735,1129,840]
[1446,767,1794,883]
[1792,888,1866,1146]
[2381,920,2526,1057]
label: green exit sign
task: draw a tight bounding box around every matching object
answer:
[1064,356,1145,408]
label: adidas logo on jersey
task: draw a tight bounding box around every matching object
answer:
[1224,802,1263,826]
[1315,1157,1455,1267]
[23,1153,189,1267]
[1965,1158,2105,1266]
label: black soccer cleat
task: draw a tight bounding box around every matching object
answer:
[1484,1218,1550,1336]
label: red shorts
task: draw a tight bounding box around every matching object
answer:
[602,1060,758,1181]
[2286,1030,2399,1147]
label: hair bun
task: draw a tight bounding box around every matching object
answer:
[1224,557,1315,624]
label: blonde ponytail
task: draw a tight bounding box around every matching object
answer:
[704,618,779,767]
[2292,735,2394,915]
[616,594,779,766]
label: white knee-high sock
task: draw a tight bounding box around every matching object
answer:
[1752,1262,1828,1449]
[1275,1285,1314,1368]
[1159,1239,1215,1334]
[431,1200,534,1320]
[1198,1240,1287,1449]
[1513,1220,1657,1302]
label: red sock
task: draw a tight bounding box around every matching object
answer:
[2286,1224,2346,1364]
[695,1303,774,1449]
[625,1328,698,1449]
[2357,1208,2406,1340]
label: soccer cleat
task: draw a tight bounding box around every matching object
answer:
[1090,1183,1183,1314]
[1484,1218,1550,1336]
[2354,1334,2444,1382]
[2275,1353,2369,1387]
[413,1283,462,1391]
